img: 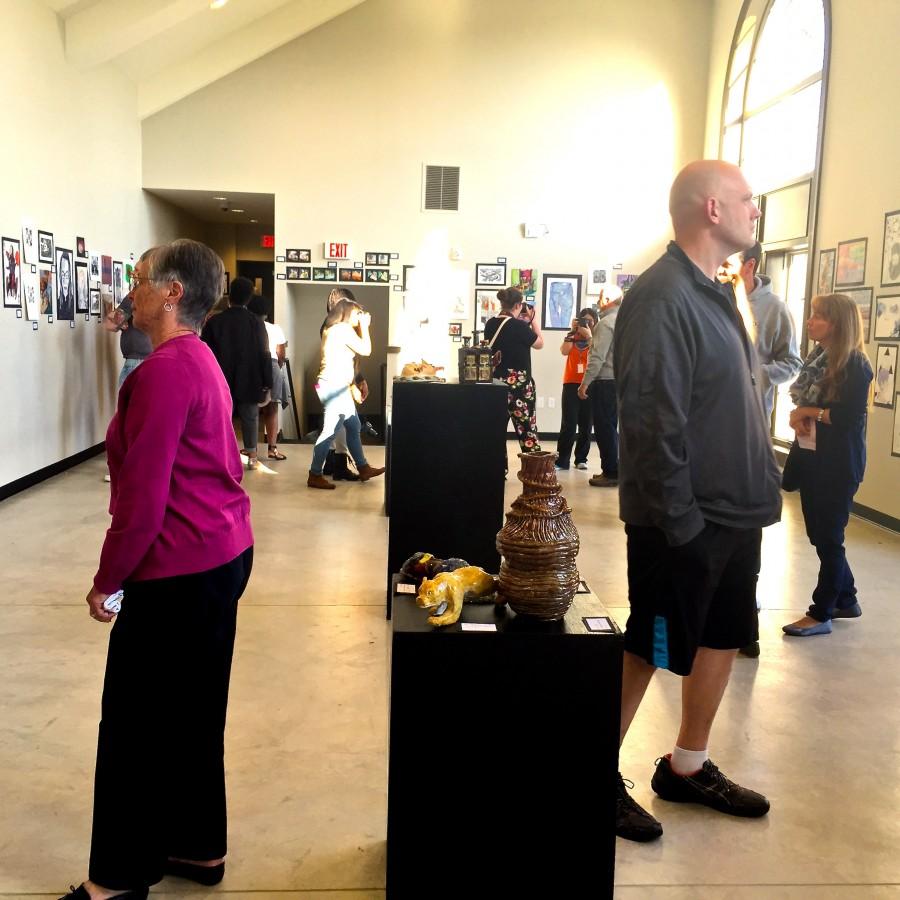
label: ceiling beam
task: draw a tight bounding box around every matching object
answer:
[137,0,366,119]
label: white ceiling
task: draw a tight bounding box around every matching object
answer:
[48,0,367,119]
[144,188,275,226]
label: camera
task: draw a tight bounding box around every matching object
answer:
[576,313,594,328]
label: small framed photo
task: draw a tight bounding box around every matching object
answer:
[365,268,390,283]
[89,287,101,316]
[541,273,583,330]
[616,273,636,292]
[843,287,874,341]
[874,294,900,340]
[377,253,390,266]
[475,262,506,288]
[75,261,89,313]
[38,266,54,315]
[2,236,21,308]
[313,267,336,281]
[54,247,75,320]
[76,236,87,258]
[339,267,363,283]
[38,230,54,264]
[873,344,897,408]
[474,288,500,330]
[448,321,462,337]
[816,248,836,296]
[881,210,900,287]
[286,248,310,263]
[586,265,607,296]
[835,237,867,287]
[286,266,311,281]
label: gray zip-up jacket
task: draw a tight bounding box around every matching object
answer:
[614,242,782,547]
[581,303,619,388]
[748,274,802,419]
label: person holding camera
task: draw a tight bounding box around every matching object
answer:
[556,308,597,469]
[307,299,384,489]
[484,288,544,453]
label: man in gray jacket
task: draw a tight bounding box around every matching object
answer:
[612,160,782,843]
[721,241,802,421]
[577,288,622,486]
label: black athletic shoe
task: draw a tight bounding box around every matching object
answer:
[651,755,770,818]
[616,773,663,842]
[738,641,760,658]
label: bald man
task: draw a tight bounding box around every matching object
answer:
[611,160,782,842]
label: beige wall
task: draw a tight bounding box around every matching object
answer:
[705,0,900,522]
[142,0,714,433]
[0,0,203,489]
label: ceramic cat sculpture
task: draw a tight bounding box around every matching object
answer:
[415,566,501,627]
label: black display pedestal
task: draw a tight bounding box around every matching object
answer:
[386,589,623,899]
[386,381,508,616]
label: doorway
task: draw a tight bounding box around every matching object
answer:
[237,260,275,321]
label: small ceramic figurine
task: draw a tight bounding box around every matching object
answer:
[416,566,501,627]
[400,552,469,582]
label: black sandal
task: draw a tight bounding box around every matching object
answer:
[267,447,287,460]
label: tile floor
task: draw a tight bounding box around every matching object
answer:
[0,443,898,899]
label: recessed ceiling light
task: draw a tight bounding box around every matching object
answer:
[210,0,228,10]
[231,209,245,213]
[212,196,227,201]
[250,218,258,223]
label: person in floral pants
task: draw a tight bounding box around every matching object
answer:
[483,288,544,454]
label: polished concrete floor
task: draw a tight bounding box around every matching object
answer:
[1,441,898,899]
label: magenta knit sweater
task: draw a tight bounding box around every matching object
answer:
[94,334,253,595]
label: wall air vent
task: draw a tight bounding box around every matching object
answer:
[422,164,460,211]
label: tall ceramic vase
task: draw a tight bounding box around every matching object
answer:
[496,451,580,621]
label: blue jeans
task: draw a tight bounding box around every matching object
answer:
[118,357,144,390]
[310,381,368,474]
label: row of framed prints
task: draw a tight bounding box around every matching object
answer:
[279,266,395,283]
[280,249,398,266]
[815,212,900,292]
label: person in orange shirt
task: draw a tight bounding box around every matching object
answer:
[555,307,598,470]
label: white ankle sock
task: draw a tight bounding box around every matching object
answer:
[671,745,708,775]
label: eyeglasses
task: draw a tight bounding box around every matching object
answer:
[130,274,153,289]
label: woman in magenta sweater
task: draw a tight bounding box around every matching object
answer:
[63,241,254,900]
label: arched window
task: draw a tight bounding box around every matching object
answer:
[720,0,830,444]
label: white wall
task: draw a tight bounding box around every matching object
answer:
[0,0,201,490]
[142,0,714,433]
[705,0,900,522]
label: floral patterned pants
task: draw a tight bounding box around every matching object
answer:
[502,368,541,453]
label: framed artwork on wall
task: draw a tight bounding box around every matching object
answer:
[55,247,75,320]
[21,221,37,265]
[402,264,415,291]
[286,266,311,281]
[474,289,500,330]
[475,262,506,288]
[22,268,40,320]
[448,322,462,337]
[586,265,608,295]
[89,287,101,316]
[541,273,582,330]
[38,230,54,264]
[365,268,390,283]
[881,210,900,287]
[835,237,867,287]
[76,236,87,258]
[286,249,310,263]
[312,267,336,281]
[873,344,897,408]
[75,261,89,314]
[874,294,900,340]
[38,266,53,315]
[816,248,835,296]
[3,236,21,308]
[843,287,873,341]
[339,267,363,282]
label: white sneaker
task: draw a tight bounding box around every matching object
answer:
[575,462,588,470]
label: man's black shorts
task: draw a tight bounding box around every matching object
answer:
[623,522,761,676]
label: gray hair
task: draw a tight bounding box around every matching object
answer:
[148,239,225,329]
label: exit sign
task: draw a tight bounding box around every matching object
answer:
[260,234,275,248]
[323,241,352,260]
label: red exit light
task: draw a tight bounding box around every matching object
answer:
[260,234,275,248]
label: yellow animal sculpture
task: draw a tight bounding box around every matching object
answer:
[415,566,500,627]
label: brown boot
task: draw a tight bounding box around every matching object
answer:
[307,473,336,490]
[357,464,385,482]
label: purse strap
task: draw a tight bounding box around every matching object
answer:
[488,315,513,348]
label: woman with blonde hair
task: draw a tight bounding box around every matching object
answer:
[782,293,873,636]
